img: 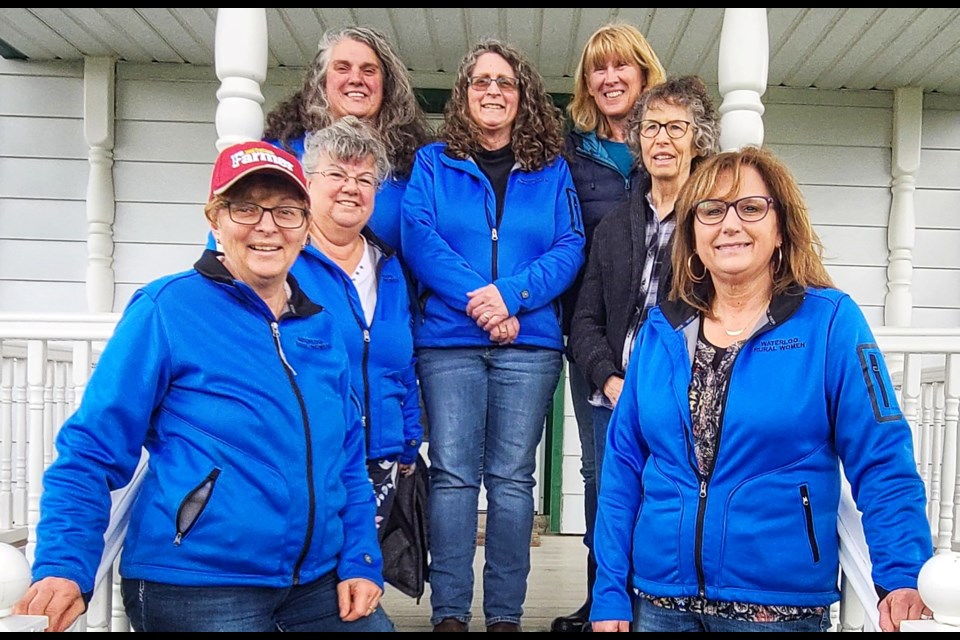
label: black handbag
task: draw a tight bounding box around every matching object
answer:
[380,453,429,601]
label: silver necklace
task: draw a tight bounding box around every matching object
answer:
[720,301,769,337]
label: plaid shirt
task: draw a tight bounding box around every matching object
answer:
[589,194,676,409]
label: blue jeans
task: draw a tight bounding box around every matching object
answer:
[417,347,563,627]
[635,598,831,633]
[592,405,613,493]
[567,358,596,599]
[121,571,395,632]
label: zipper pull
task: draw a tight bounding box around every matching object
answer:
[699,480,707,499]
[271,322,298,376]
[363,329,371,343]
[802,494,810,507]
[491,228,498,241]
[174,532,183,546]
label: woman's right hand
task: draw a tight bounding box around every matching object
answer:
[489,316,520,344]
[592,620,630,632]
[603,375,624,406]
[13,576,85,632]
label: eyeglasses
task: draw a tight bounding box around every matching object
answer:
[638,119,691,139]
[312,168,380,191]
[694,196,776,225]
[223,201,308,229]
[468,76,519,92]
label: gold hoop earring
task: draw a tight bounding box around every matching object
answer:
[687,254,706,283]
[773,246,783,274]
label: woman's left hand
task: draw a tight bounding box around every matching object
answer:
[466,285,510,331]
[337,577,383,622]
[878,587,931,632]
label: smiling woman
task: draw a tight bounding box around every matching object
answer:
[401,38,585,633]
[15,141,395,632]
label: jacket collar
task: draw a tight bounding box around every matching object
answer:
[659,282,807,331]
[194,249,323,318]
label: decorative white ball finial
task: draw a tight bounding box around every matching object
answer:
[917,551,960,626]
[0,543,31,617]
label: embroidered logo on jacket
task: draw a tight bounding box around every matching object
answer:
[752,337,806,353]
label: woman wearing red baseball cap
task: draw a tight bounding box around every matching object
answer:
[15,141,394,632]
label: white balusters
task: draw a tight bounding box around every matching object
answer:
[26,341,47,564]
[0,360,11,532]
[937,354,959,553]
[12,360,26,527]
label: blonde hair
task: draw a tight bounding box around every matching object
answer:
[671,146,835,314]
[567,22,666,138]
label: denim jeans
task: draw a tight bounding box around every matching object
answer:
[121,571,395,632]
[592,405,613,493]
[635,598,831,633]
[417,347,562,627]
[567,358,596,600]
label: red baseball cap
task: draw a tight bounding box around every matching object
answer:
[209,141,310,202]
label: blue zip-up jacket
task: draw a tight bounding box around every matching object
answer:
[291,230,422,464]
[401,142,585,350]
[592,286,931,621]
[266,133,408,254]
[31,251,382,596]
[561,129,642,336]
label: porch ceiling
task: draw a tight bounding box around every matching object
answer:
[1,8,959,95]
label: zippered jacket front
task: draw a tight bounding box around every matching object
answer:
[401,142,585,351]
[31,250,382,596]
[591,286,932,621]
[292,231,422,464]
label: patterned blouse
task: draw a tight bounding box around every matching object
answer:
[642,327,826,623]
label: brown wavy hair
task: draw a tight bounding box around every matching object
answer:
[264,26,432,179]
[671,145,835,315]
[439,39,564,172]
[568,22,666,139]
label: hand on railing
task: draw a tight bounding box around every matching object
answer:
[13,576,84,632]
[878,588,931,632]
[0,543,47,632]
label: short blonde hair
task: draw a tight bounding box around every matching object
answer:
[567,22,666,138]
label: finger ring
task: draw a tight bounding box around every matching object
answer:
[482,312,491,320]
[368,606,376,614]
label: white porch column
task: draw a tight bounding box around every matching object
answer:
[884,87,922,328]
[214,8,268,151]
[717,8,768,151]
[83,57,116,313]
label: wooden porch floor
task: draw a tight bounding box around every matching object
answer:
[381,533,589,632]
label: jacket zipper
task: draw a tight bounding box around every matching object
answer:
[490,227,499,280]
[344,256,385,453]
[687,329,759,597]
[800,485,821,563]
[173,468,220,545]
[271,320,315,585]
[868,353,890,407]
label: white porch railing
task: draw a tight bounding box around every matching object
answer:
[0,315,958,632]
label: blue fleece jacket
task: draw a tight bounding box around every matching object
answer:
[592,286,932,621]
[31,251,382,595]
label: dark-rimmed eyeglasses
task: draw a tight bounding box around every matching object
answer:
[468,76,519,92]
[638,119,691,139]
[694,196,776,225]
[223,201,308,229]
[311,168,380,191]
